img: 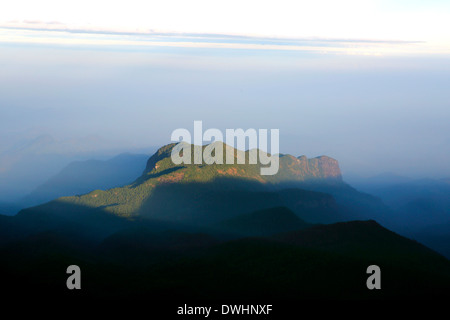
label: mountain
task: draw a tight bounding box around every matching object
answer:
[366,178,450,208]
[4,142,389,246]
[410,221,450,259]
[0,134,157,203]
[273,220,446,264]
[1,143,449,301]
[21,153,149,207]
[17,142,386,228]
[0,201,23,216]
[0,135,108,201]
[356,178,450,231]
[344,172,412,191]
[1,218,449,301]
[340,174,450,258]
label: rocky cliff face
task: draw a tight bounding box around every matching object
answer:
[270,153,342,183]
[143,143,343,184]
[304,155,342,180]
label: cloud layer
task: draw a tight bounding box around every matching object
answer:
[0,20,438,56]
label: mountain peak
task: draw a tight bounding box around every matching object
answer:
[22,143,344,220]
[142,142,342,184]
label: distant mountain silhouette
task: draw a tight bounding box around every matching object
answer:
[363,178,450,207]
[0,201,22,216]
[22,153,149,207]
[357,178,450,231]
[0,134,157,203]
[344,172,412,190]
[343,173,450,258]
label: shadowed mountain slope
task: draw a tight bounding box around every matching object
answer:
[217,206,310,236]
[273,220,448,266]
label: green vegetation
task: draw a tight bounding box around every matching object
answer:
[42,142,344,219]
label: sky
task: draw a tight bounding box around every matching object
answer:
[1,1,450,42]
[0,0,449,179]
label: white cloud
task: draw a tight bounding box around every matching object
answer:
[0,0,449,54]
[1,22,439,56]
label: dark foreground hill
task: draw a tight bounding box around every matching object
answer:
[216,206,310,236]
[0,217,449,302]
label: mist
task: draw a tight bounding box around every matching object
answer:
[1,41,449,185]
